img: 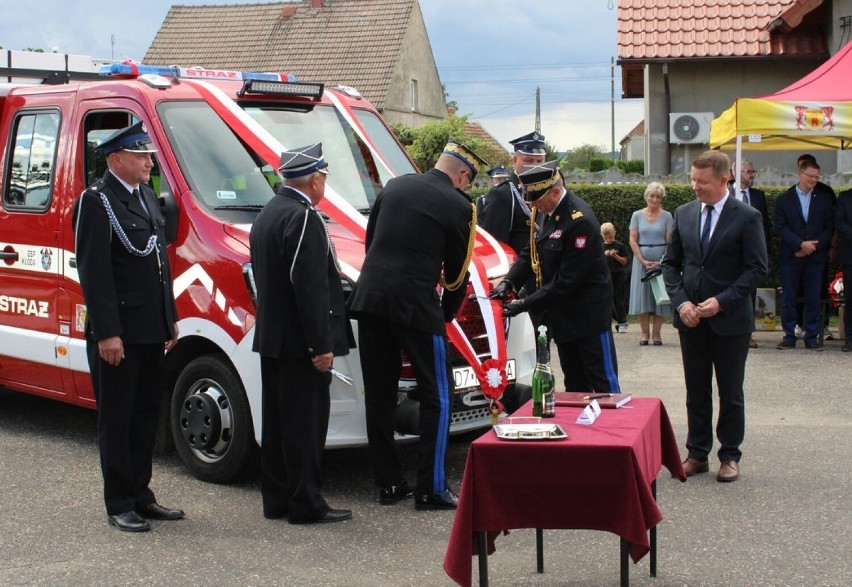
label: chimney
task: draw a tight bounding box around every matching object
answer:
[311,0,324,8]
[447,105,457,116]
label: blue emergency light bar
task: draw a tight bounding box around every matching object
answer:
[99,63,297,83]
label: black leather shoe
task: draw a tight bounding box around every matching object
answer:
[415,488,459,511]
[137,502,185,521]
[316,509,353,524]
[108,511,150,532]
[378,481,415,505]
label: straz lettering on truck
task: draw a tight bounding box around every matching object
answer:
[0,295,49,318]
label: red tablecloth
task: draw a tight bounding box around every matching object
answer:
[443,397,686,587]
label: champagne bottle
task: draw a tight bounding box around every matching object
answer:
[531,325,556,418]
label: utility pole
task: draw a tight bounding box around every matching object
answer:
[535,86,541,133]
[111,34,115,61]
[611,56,616,158]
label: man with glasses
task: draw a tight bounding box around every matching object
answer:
[775,159,835,350]
[728,159,770,348]
[349,139,487,511]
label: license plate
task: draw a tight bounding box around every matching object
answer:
[453,359,516,391]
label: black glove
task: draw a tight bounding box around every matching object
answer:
[489,280,513,300]
[502,299,528,318]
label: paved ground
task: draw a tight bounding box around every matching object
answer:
[1,324,850,586]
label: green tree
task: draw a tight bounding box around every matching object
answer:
[560,144,606,172]
[391,115,503,172]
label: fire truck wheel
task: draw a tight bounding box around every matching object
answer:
[171,355,256,484]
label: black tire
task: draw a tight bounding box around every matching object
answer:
[171,355,256,483]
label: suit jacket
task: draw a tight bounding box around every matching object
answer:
[836,189,852,266]
[505,189,612,341]
[250,187,349,359]
[478,172,531,254]
[348,168,473,333]
[74,171,177,344]
[662,197,768,336]
[774,184,835,264]
[728,183,770,249]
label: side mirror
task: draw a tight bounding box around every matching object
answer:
[159,191,179,245]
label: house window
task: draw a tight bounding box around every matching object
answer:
[410,79,419,112]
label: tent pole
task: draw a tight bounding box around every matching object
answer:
[734,135,743,193]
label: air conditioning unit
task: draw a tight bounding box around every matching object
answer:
[669,112,714,144]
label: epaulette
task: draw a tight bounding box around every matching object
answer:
[571,210,584,220]
[86,179,107,193]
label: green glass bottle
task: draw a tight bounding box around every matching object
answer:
[531,325,556,418]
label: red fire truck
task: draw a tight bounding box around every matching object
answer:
[0,51,535,483]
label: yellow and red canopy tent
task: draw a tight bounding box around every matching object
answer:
[710,40,852,153]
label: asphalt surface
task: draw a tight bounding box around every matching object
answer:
[1,324,850,586]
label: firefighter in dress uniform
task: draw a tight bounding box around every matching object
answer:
[73,121,182,532]
[478,131,547,255]
[348,139,487,510]
[250,143,352,524]
[490,161,622,394]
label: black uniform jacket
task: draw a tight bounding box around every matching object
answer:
[348,168,473,333]
[662,197,768,336]
[250,187,349,359]
[505,190,612,341]
[74,171,177,344]
[479,172,531,254]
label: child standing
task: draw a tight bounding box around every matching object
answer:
[601,222,630,332]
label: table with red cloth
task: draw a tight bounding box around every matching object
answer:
[443,397,686,587]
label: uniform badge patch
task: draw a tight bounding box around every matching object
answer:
[549,230,563,239]
[574,236,587,249]
[571,210,584,220]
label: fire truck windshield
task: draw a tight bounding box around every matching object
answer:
[157,100,414,219]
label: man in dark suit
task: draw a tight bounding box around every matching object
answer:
[479,132,546,254]
[662,150,767,483]
[250,143,352,524]
[728,158,770,348]
[775,159,835,350]
[349,139,485,511]
[491,161,621,394]
[74,122,182,532]
[835,189,852,352]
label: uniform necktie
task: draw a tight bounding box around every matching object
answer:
[741,189,750,205]
[133,188,150,218]
[700,204,713,255]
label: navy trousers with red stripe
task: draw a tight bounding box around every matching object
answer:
[554,329,621,394]
[358,315,453,495]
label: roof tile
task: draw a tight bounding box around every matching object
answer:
[618,0,827,61]
[144,0,419,106]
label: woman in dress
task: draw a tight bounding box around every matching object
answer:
[628,182,673,345]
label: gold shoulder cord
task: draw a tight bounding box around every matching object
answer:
[440,202,477,291]
[529,207,543,288]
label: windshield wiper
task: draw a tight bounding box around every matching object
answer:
[213,204,265,211]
